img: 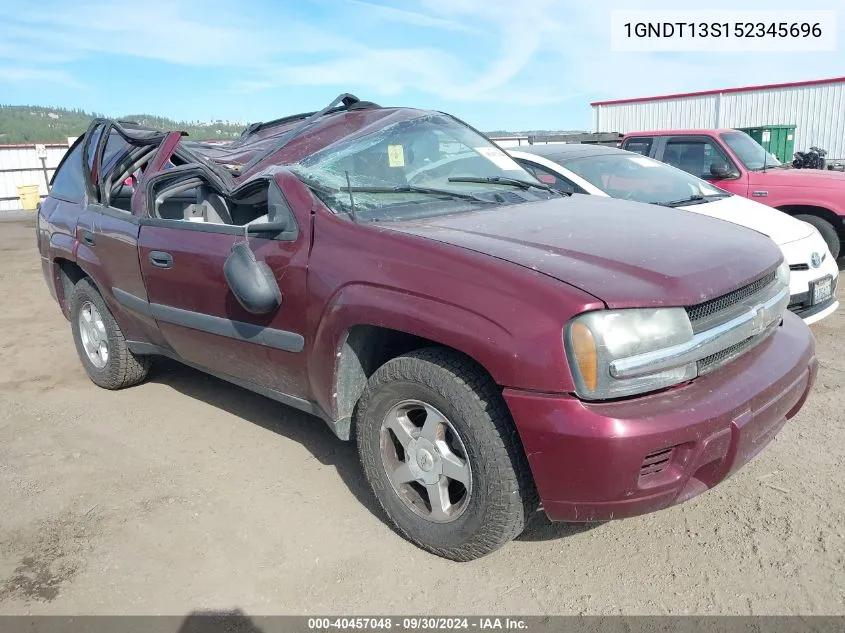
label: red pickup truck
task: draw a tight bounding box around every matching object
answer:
[620,129,845,258]
[37,96,816,560]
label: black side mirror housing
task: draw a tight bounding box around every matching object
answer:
[245,181,299,237]
[710,162,738,179]
[246,220,290,234]
[223,242,282,314]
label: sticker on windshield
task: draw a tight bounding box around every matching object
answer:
[388,144,405,167]
[474,146,522,171]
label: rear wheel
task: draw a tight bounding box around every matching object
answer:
[355,348,537,561]
[69,278,151,389]
[795,214,840,259]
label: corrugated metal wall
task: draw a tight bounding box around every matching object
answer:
[593,94,720,133]
[593,80,845,159]
[0,144,71,212]
[721,82,845,158]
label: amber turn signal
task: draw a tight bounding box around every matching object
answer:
[570,322,598,391]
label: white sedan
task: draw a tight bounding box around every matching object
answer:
[509,143,839,325]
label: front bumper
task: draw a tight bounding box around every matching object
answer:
[784,235,839,324]
[787,264,839,324]
[505,311,817,522]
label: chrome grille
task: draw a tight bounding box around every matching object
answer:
[686,271,776,327]
[609,267,789,384]
[696,324,776,376]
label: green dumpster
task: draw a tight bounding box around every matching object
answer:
[735,124,796,164]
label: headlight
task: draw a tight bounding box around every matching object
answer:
[776,257,790,289]
[565,259,789,401]
[565,307,696,400]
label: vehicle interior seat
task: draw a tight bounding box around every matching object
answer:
[679,146,704,177]
[182,192,233,224]
[663,148,680,168]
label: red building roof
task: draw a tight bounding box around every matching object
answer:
[590,76,845,107]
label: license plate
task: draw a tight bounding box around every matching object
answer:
[812,276,833,305]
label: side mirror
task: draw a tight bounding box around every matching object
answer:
[223,242,282,315]
[244,180,299,237]
[246,219,290,234]
[710,162,738,179]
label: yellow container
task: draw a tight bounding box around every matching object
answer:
[17,185,41,210]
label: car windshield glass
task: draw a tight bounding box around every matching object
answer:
[561,153,729,205]
[290,113,553,222]
[720,131,782,170]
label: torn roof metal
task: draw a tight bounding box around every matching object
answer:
[82,93,457,189]
[180,93,432,181]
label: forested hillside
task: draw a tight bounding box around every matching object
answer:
[0,105,245,143]
[1,105,579,145]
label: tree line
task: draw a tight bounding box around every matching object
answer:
[0,105,245,144]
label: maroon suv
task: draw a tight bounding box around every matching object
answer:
[37,94,817,561]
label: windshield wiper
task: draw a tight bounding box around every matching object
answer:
[342,184,494,203]
[447,175,556,192]
[657,192,730,207]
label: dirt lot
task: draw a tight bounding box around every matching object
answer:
[1,216,844,616]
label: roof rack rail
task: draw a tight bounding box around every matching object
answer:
[239,93,378,138]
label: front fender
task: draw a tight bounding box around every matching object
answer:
[308,282,575,418]
[771,192,844,216]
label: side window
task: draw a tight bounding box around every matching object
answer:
[86,126,103,169]
[518,160,585,194]
[49,142,86,203]
[148,171,298,240]
[664,139,732,180]
[105,149,156,213]
[101,130,132,174]
[622,137,652,156]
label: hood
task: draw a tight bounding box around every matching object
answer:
[680,194,814,245]
[386,195,783,310]
[749,167,845,189]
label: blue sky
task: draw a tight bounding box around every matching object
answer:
[0,0,842,131]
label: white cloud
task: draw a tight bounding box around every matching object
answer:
[0,67,85,89]
[2,0,843,114]
[245,0,573,102]
[345,0,477,33]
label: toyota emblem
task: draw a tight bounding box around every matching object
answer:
[810,252,822,268]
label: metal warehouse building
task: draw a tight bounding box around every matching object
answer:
[591,76,845,160]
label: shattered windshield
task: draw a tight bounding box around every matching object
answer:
[291,114,555,221]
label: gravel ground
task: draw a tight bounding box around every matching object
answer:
[1,217,843,616]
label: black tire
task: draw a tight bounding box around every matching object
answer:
[355,347,537,561]
[69,278,151,389]
[795,214,840,259]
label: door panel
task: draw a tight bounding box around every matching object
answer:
[709,173,748,197]
[137,224,311,398]
[76,120,168,347]
[94,206,167,347]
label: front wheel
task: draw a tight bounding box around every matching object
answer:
[355,348,537,561]
[69,278,151,389]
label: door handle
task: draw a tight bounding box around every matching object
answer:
[82,230,96,246]
[149,251,173,269]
